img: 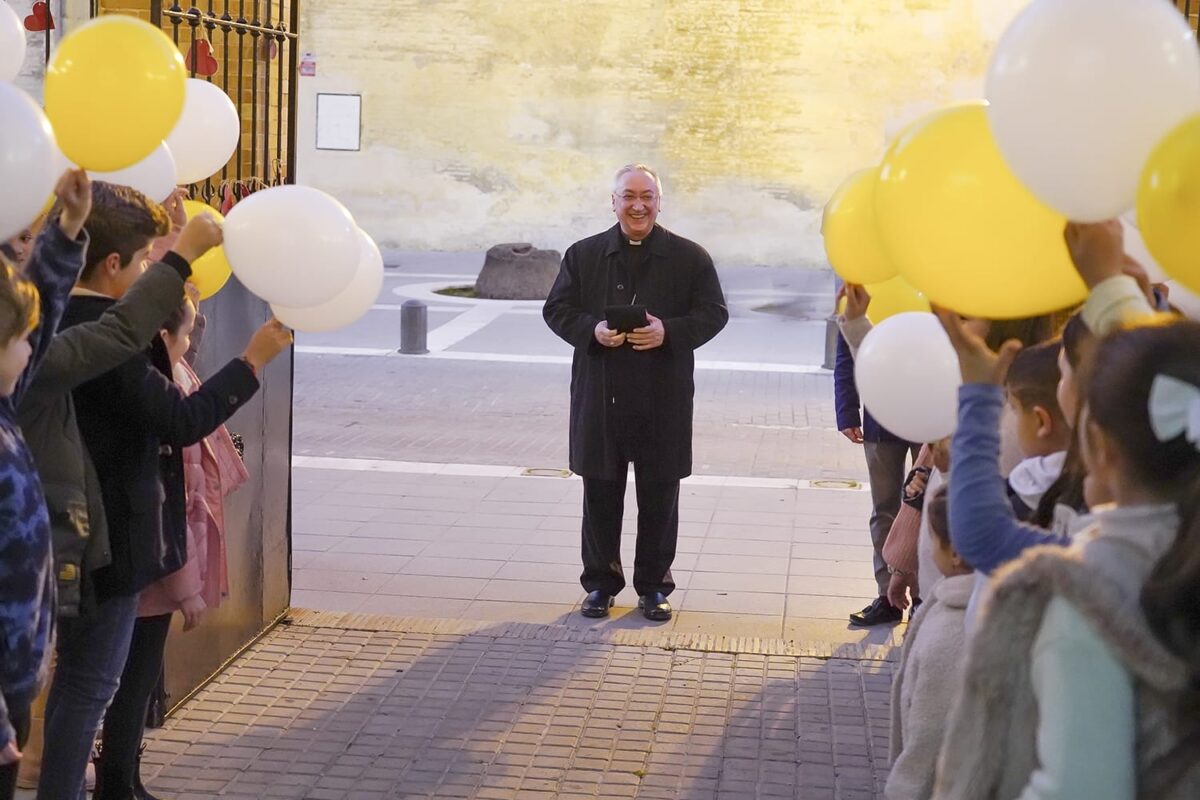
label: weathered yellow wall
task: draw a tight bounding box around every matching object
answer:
[297,0,998,266]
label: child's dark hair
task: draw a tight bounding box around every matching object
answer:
[1085,322,1200,730]
[0,259,40,343]
[985,309,1075,352]
[1032,313,1095,527]
[161,298,194,336]
[1005,339,1064,419]
[927,485,951,550]
[80,182,170,281]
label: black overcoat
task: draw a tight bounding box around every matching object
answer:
[543,224,728,481]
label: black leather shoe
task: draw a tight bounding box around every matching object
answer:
[581,591,614,618]
[638,592,672,621]
[849,596,903,627]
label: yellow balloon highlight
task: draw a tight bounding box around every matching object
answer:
[875,102,1086,319]
[46,16,186,172]
[822,167,898,285]
[182,200,232,300]
[865,275,930,324]
[1138,114,1200,296]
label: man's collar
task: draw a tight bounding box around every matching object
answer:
[71,286,115,299]
[604,223,668,257]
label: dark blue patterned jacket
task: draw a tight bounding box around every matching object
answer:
[0,224,87,748]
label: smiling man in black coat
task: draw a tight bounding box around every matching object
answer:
[543,164,728,621]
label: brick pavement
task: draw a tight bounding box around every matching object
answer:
[140,613,894,800]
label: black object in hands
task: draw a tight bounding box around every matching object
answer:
[605,304,648,333]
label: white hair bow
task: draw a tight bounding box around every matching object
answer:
[1148,374,1200,450]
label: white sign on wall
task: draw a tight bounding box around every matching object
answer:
[315,92,361,152]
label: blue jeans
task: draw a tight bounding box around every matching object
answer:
[37,594,138,800]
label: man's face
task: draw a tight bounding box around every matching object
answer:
[612,170,661,241]
[111,242,153,299]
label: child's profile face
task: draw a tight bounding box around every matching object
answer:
[1008,393,1049,459]
[162,300,197,367]
[1056,347,1078,426]
[111,242,153,300]
[3,229,34,265]
[928,524,964,578]
[0,331,33,398]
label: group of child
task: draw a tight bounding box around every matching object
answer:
[837,220,1200,798]
[0,169,293,800]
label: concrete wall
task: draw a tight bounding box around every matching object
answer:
[296,0,998,267]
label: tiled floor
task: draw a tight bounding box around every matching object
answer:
[291,462,898,648]
[136,614,895,800]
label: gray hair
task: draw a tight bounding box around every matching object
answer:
[612,163,663,197]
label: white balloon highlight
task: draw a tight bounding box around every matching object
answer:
[165,79,241,185]
[222,185,359,307]
[0,84,59,242]
[986,0,1200,221]
[0,2,24,83]
[89,141,178,202]
[271,229,384,332]
[855,313,961,444]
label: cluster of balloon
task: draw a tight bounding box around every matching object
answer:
[1,13,383,329]
[822,0,1200,443]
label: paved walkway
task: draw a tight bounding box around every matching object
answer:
[140,613,894,800]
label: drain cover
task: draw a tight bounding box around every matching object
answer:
[810,479,861,490]
[522,467,573,478]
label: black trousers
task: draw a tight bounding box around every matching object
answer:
[97,613,172,800]
[0,695,30,800]
[582,472,680,597]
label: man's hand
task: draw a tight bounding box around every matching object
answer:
[842,283,871,321]
[594,320,626,348]
[172,212,223,265]
[934,306,1021,385]
[1064,220,1125,289]
[163,188,189,230]
[55,169,92,240]
[242,319,294,373]
[180,594,207,632]
[887,571,915,611]
[840,427,864,444]
[628,313,666,351]
[0,740,21,766]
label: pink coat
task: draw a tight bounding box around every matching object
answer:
[137,361,249,618]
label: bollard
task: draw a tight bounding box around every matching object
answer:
[400,299,429,354]
[822,314,840,370]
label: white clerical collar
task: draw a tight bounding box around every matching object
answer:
[628,238,643,246]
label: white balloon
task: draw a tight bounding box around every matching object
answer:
[0,2,24,83]
[855,312,961,444]
[165,79,241,185]
[89,142,178,203]
[223,185,359,307]
[271,229,384,332]
[0,83,59,242]
[973,0,1032,41]
[986,0,1200,221]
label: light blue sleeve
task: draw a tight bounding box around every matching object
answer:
[949,384,1069,573]
[1017,599,1136,800]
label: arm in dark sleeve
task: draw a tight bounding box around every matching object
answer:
[12,223,88,404]
[833,333,862,431]
[20,258,189,404]
[661,250,729,350]
[543,246,601,350]
[949,384,1069,573]
[115,355,261,447]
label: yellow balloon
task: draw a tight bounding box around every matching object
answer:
[1138,114,1200,296]
[875,102,1086,319]
[822,167,898,285]
[182,200,232,300]
[46,16,186,172]
[865,276,930,324]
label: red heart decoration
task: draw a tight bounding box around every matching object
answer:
[24,1,54,32]
[185,40,219,77]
